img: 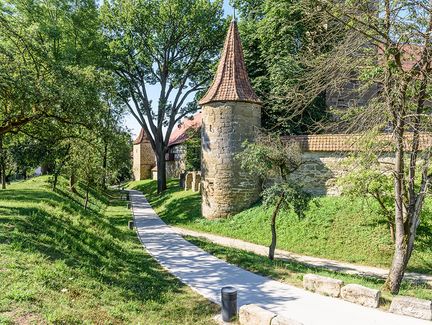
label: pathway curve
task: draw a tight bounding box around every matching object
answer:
[129,190,430,325]
[172,227,432,285]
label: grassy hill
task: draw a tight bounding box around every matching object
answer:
[0,176,217,324]
[129,179,432,275]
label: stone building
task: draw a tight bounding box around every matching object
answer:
[199,20,262,219]
[133,113,201,181]
[165,112,202,179]
[132,129,155,180]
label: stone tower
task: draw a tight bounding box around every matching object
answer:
[132,129,155,180]
[199,20,262,219]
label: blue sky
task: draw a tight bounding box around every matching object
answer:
[124,0,234,138]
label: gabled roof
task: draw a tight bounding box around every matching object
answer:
[133,113,202,148]
[198,20,261,105]
[133,128,150,145]
[168,112,202,147]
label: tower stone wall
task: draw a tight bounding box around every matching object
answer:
[132,138,155,180]
[199,20,262,219]
[201,101,261,219]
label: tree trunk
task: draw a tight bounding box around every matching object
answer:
[0,135,5,190]
[84,185,89,210]
[385,233,412,294]
[269,194,285,260]
[388,221,395,243]
[386,123,408,294]
[101,142,108,188]
[69,172,78,194]
[156,149,167,194]
[52,146,70,190]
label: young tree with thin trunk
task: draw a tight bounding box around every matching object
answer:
[237,134,310,260]
[285,0,432,294]
[101,0,226,193]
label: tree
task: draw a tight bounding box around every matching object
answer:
[184,128,201,172]
[232,0,329,134]
[289,0,432,294]
[101,0,226,193]
[237,133,310,260]
[338,134,395,242]
[69,139,104,210]
[0,0,104,137]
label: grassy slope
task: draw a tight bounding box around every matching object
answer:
[0,177,217,325]
[129,179,432,274]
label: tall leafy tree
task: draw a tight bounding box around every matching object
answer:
[101,0,226,193]
[0,0,104,137]
[292,0,432,294]
[233,0,329,134]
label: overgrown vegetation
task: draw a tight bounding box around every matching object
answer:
[0,177,217,324]
[129,179,432,274]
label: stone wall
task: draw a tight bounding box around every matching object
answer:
[132,141,155,180]
[284,135,398,195]
[289,152,393,195]
[166,144,186,179]
[201,101,261,219]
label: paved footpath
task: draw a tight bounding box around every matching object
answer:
[172,227,432,285]
[130,190,430,325]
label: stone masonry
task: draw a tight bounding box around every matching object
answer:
[132,129,155,180]
[201,102,261,218]
[199,20,262,219]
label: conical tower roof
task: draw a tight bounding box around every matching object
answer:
[133,128,150,145]
[198,20,262,106]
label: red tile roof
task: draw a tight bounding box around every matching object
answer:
[282,134,432,152]
[199,20,262,105]
[377,44,423,72]
[134,113,202,147]
[168,112,202,147]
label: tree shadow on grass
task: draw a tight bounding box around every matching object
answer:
[130,180,203,225]
[186,237,432,299]
[159,192,202,225]
[0,187,194,305]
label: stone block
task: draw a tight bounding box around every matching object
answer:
[389,296,432,320]
[239,304,276,325]
[192,173,201,192]
[271,315,303,325]
[340,284,380,308]
[185,172,193,190]
[303,274,343,298]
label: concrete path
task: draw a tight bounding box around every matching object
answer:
[129,190,430,325]
[172,227,432,285]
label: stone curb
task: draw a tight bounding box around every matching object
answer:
[340,284,380,308]
[303,274,343,297]
[390,296,432,320]
[239,304,303,325]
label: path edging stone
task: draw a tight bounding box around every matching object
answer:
[340,284,380,308]
[303,274,343,297]
[239,304,303,325]
[389,296,432,320]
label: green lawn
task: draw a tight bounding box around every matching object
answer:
[129,179,432,274]
[0,176,217,324]
[186,236,432,306]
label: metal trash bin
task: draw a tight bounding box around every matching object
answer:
[221,286,237,322]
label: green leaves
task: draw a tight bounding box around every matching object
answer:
[238,133,302,179]
[262,181,310,219]
[237,132,310,219]
[0,0,106,135]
